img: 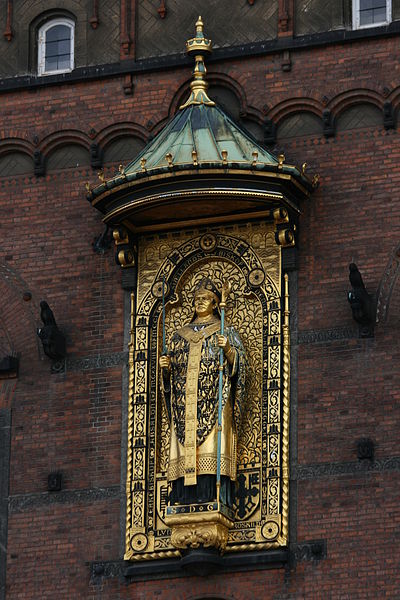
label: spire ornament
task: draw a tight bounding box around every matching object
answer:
[179,16,215,109]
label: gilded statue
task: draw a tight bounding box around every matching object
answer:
[160,278,246,507]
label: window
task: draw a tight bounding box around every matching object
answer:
[38,18,74,76]
[353,0,391,29]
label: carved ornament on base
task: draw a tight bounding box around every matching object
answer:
[166,508,234,553]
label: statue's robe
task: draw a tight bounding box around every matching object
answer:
[162,319,246,506]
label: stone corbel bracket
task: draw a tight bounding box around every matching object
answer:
[113,226,137,290]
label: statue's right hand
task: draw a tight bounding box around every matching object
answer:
[159,355,171,370]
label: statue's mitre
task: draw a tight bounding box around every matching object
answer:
[194,278,222,302]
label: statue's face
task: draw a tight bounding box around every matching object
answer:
[194,290,216,317]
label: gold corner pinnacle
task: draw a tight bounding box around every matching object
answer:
[179,17,215,110]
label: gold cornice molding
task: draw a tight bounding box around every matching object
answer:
[91,168,310,211]
[103,188,288,224]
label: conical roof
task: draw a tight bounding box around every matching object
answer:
[125,103,278,175]
[88,17,317,227]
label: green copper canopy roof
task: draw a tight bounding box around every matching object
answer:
[88,17,317,225]
[124,103,278,175]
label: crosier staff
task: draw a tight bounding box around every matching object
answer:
[162,275,167,355]
[217,279,231,504]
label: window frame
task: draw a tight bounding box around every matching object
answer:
[37,17,75,76]
[352,0,392,30]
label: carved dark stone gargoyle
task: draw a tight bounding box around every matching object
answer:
[92,225,113,255]
[347,263,376,338]
[37,301,66,372]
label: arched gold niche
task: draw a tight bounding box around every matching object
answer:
[125,221,289,560]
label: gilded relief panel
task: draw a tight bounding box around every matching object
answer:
[125,220,289,560]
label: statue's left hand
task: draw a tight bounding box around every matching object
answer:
[217,335,235,365]
[217,335,229,352]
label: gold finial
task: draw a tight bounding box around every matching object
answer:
[165,153,174,167]
[85,181,91,193]
[192,149,198,166]
[252,150,258,166]
[278,154,285,170]
[140,158,147,172]
[179,17,215,110]
[221,150,228,165]
[119,164,125,176]
[301,162,307,175]
[98,170,105,182]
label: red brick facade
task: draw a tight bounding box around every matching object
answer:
[0,8,399,599]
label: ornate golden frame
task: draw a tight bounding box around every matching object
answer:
[124,220,290,560]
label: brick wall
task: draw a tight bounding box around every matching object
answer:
[0,31,399,600]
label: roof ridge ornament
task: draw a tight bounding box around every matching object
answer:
[179,16,215,110]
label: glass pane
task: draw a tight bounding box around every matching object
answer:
[360,4,387,24]
[360,0,374,9]
[45,41,60,58]
[57,55,71,70]
[57,40,70,55]
[373,6,387,20]
[45,56,58,71]
[46,25,70,43]
[43,24,72,72]
[360,0,386,7]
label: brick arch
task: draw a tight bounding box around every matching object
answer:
[103,137,146,165]
[165,73,264,143]
[95,123,148,149]
[335,104,382,132]
[268,97,323,123]
[208,73,250,115]
[39,131,91,171]
[0,139,34,156]
[326,88,383,118]
[46,145,90,171]
[0,153,33,177]
[39,130,91,156]
[276,111,323,140]
[23,0,85,40]
[95,123,148,167]
[18,1,86,73]
[0,139,33,177]
[23,0,84,23]
[28,6,77,35]
[168,72,254,120]
[0,141,35,177]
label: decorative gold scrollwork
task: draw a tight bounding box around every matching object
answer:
[125,222,289,561]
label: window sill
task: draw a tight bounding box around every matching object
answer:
[353,20,391,30]
[38,68,74,77]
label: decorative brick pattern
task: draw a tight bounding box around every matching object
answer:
[336,103,382,131]
[295,0,349,35]
[0,11,399,600]
[136,0,278,58]
[277,112,323,139]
